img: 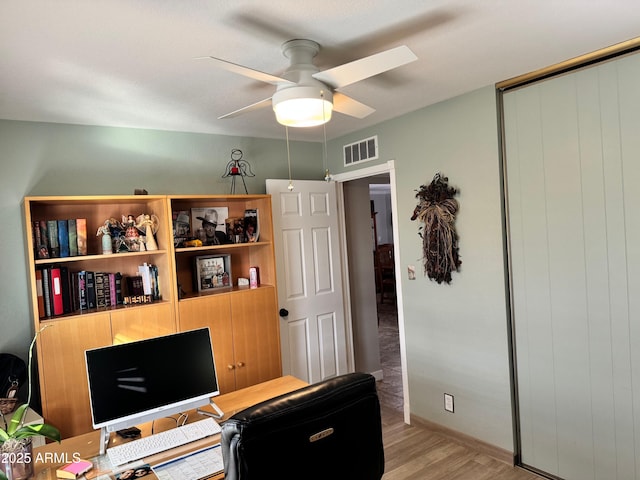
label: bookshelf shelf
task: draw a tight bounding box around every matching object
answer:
[174,241,268,254]
[33,249,168,265]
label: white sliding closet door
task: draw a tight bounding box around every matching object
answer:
[503,53,640,480]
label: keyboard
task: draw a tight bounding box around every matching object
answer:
[106,418,222,467]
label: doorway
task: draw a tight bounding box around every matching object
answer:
[370,179,402,412]
[334,162,407,419]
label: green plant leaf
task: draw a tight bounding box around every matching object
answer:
[13,423,61,443]
[7,404,28,436]
[0,470,8,480]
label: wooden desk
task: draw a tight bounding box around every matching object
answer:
[32,376,307,479]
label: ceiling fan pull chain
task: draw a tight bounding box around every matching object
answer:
[286,126,294,191]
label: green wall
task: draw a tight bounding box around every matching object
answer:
[1,85,515,452]
[0,120,321,357]
[329,86,513,450]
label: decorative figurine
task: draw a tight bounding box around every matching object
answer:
[122,214,141,251]
[221,149,255,194]
[96,221,113,255]
[136,214,160,251]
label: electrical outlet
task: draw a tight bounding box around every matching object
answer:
[444,393,454,413]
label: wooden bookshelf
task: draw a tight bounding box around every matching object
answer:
[23,194,281,438]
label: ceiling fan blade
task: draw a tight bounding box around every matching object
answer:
[313,45,417,89]
[332,92,376,119]
[218,97,273,119]
[198,56,294,86]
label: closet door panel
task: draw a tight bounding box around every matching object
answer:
[504,52,640,480]
[504,88,557,473]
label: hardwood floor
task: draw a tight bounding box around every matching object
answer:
[380,406,544,480]
[376,299,545,480]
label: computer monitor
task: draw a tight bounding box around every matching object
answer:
[85,327,222,453]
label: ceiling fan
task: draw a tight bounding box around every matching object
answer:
[204,39,418,127]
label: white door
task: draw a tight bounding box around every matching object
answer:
[266,179,349,384]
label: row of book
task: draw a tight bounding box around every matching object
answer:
[33,219,88,259]
[36,263,161,318]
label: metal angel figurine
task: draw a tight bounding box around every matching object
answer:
[222,148,255,194]
[136,213,160,251]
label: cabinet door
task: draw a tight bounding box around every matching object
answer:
[230,287,282,390]
[110,303,175,344]
[38,314,112,438]
[178,296,235,394]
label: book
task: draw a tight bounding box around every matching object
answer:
[103,272,112,307]
[47,220,60,257]
[60,266,72,314]
[76,271,88,311]
[76,218,87,255]
[41,268,52,317]
[108,273,117,306]
[95,272,106,308]
[39,220,50,258]
[151,264,160,300]
[57,219,70,257]
[69,271,78,312]
[55,459,93,479]
[114,272,123,305]
[35,269,45,318]
[34,221,49,259]
[244,209,259,242]
[68,218,78,256]
[50,267,64,316]
[138,263,153,296]
[126,275,145,296]
[85,271,96,309]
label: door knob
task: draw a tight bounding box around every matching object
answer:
[279,308,289,317]
[237,362,245,368]
[227,364,236,370]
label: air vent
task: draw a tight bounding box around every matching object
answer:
[343,135,378,166]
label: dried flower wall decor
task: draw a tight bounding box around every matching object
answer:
[411,173,461,284]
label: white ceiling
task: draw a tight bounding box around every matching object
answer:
[1,1,639,142]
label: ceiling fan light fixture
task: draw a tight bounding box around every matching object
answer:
[273,86,333,127]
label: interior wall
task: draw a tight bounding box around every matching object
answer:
[329,86,514,451]
[343,177,382,376]
[0,120,321,362]
[503,51,640,479]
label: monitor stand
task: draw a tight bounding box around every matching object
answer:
[99,427,109,456]
[197,400,224,419]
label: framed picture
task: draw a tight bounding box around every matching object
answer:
[244,208,259,242]
[194,255,232,292]
[172,210,190,247]
[191,207,229,245]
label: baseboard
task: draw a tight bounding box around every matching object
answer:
[409,414,516,466]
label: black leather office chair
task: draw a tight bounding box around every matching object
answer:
[221,372,385,480]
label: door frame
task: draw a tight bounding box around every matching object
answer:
[332,160,410,423]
